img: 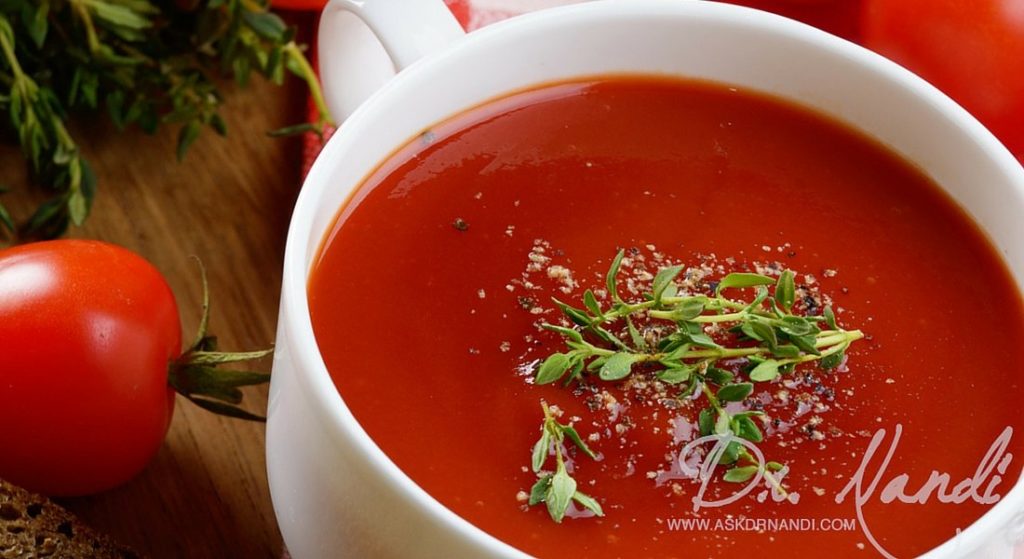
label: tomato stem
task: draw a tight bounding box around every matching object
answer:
[167,259,273,422]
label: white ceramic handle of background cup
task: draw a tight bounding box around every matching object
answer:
[267,1,1024,558]
[317,0,465,122]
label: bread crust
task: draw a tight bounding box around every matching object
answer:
[0,479,138,559]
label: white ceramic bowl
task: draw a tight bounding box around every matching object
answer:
[267,1,1024,557]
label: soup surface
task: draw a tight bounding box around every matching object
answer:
[308,77,1024,558]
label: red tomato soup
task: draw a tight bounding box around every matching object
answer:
[308,78,1024,558]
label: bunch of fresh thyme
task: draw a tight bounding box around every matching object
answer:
[0,0,331,240]
[527,250,864,521]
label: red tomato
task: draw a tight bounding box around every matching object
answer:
[860,0,1024,163]
[715,0,864,41]
[0,240,180,496]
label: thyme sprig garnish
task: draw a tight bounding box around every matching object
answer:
[0,0,332,240]
[533,250,864,494]
[528,401,604,523]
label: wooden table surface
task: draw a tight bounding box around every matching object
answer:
[0,43,308,558]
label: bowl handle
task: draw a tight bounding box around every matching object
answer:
[318,0,466,122]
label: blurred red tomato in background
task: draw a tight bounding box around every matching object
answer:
[718,0,862,40]
[271,0,325,10]
[860,0,1024,163]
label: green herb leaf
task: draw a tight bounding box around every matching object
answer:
[775,270,796,311]
[681,329,720,349]
[770,344,801,359]
[542,323,584,344]
[704,367,734,385]
[562,426,598,460]
[790,334,821,356]
[546,467,577,523]
[532,429,551,472]
[652,264,684,306]
[724,465,760,483]
[719,440,741,464]
[698,408,715,436]
[824,305,838,329]
[779,315,815,337]
[734,415,764,442]
[599,352,642,381]
[176,121,202,162]
[626,315,647,351]
[716,272,775,295]
[675,298,705,321]
[742,320,778,349]
[714,411,732,435]
[749,359,781,382]
[657,367,692,385]
[717,383,754,402]
[552,298,592,327]
[571,491,604,517]
[820,348,845,370]
[606,249,626,304]
[242,10,287,41]
[536,353,571,385]
[529,475,552,506]
[583,289,604,320]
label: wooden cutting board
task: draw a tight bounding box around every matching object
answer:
[0,48,305,559]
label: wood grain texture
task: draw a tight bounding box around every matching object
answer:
[0,60,306,557]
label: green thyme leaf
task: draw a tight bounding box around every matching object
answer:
[717,382,754,402]
[724,465,760,483]
[820,348,845,370]
[824,305,838,329]
[714,410,732,435]
[606,249,626,304]
[599,352,642,381]
[779,315,815,336]
[532,429,551,472]
[626,315,647,351]
[716,272,775,295]
[675,298,705,321]
[536,353,571,385]
[552,298,592,327]
[657,367,692,385]
[583,289,604,320]
[770,344,801,359]
[742,320,778,348]
[651,264,684,306]
[546,467,577,523]
[542,323,584,344]
[562,426,598,460]
[571,491,604,517]
[529,475,552,506]
[698,408,715,436]
[749,359,781,382]
[734,415,764,443]
[790,333,821,356]
[681,329,720,349]
[775,270,796,311]
[705,367,735,385]
[719,440,741,465]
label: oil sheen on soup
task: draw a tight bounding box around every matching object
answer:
[307,77,1024,558]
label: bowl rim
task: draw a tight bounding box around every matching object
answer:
[278,1,1024,557]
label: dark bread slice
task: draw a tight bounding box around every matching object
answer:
[0,478,138,559]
